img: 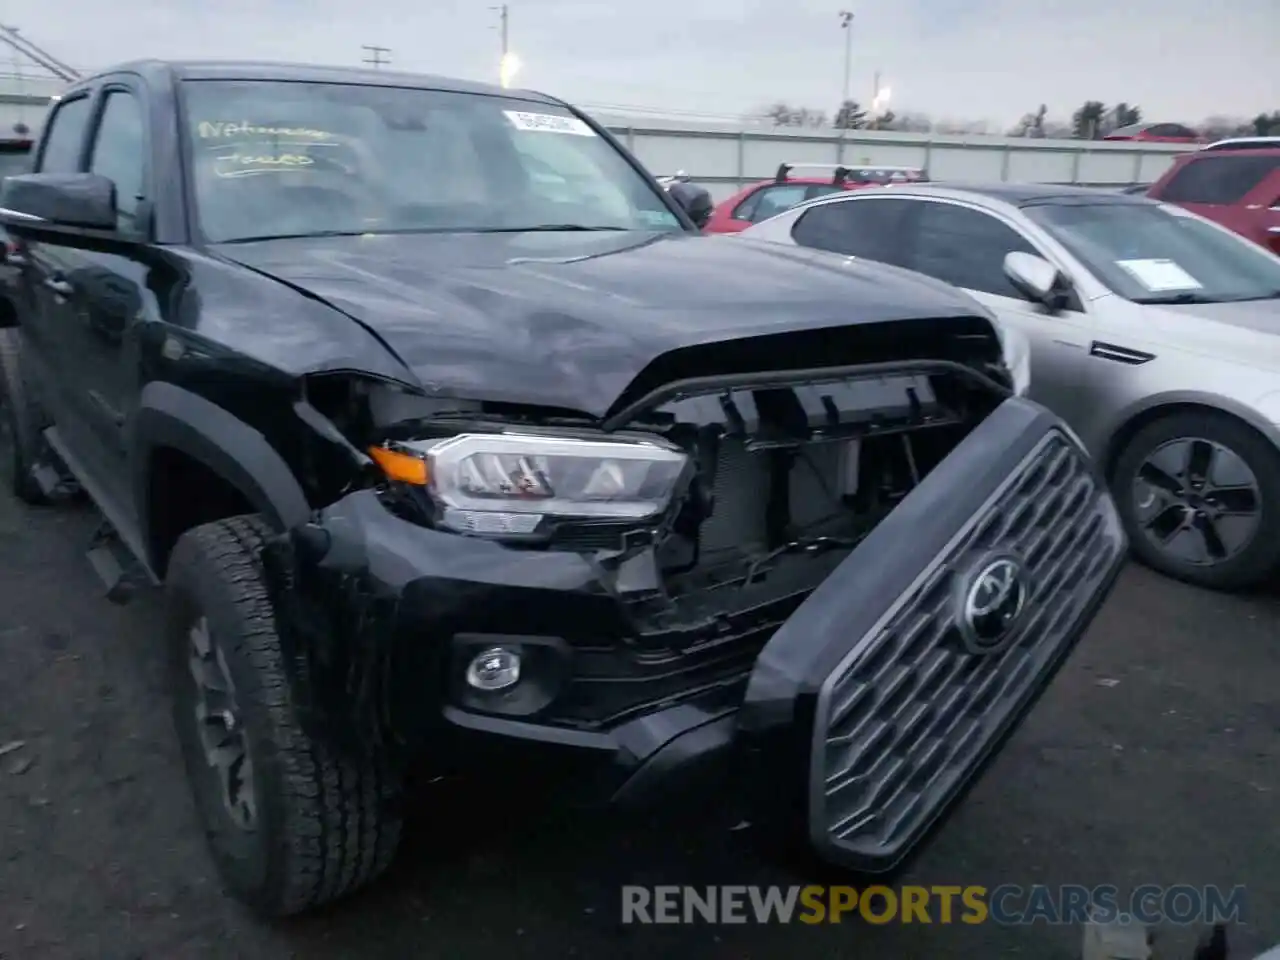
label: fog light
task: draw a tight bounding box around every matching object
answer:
[465,646,522,691]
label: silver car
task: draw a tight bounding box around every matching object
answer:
[740,183,1280,591]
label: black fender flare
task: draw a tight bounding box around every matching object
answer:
[131,381,311,569]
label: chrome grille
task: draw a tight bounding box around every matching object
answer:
[811,430,1124,863]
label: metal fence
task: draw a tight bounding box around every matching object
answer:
[599,120,1196,201]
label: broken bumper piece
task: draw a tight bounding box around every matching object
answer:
[276,398,1126,873]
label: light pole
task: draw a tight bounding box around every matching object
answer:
[839,11,853,113]
[491,5,520,87]
[837,10,853,149]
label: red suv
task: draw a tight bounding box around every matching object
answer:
[1102,122,1203,144]
[701,162,927,234]
[1147,148,1280,255]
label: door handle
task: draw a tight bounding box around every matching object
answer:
[43,276,74,297]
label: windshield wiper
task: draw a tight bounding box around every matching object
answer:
[474,224,630,233]
[1131,292,1223,305]
[219,230,372,244]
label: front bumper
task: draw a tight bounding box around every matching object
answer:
[270,398,1126,873]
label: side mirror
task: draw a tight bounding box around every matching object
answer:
[1,173,118,232]
[667,181,713,230]
[1004,251,1069,311]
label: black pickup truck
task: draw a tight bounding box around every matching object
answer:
[0,60,1126,916]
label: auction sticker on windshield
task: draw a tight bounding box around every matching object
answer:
[1115,258,1203,291]
[504,111,596,136]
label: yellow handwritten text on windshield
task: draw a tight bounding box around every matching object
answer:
[212,153,316,178]
[198,121,335,141]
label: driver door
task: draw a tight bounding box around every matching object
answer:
[900,199,1094,429]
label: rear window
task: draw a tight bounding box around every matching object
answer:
[0,142,31,179]
[1159,155,1280,205]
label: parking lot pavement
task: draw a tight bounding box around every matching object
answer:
[1,488,1278,960]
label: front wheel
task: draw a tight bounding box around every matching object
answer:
[165,514,403,916]
[0,327,52,505]
[1112,411,1280,591]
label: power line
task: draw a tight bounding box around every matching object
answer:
[360,45,390,70]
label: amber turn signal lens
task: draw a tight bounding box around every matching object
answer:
[368,445,429,485]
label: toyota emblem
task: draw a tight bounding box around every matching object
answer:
[957,555,1028,655]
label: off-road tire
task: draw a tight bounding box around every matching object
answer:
[1113,410,1280,592]
[165,514,403,916]
[0,327,52,505]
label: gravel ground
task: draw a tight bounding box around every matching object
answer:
[1,488,1278,960]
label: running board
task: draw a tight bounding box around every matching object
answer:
[42,427,160,602]
[87,520,150,604]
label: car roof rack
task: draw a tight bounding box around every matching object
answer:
[774,162,929,185]
[775,162,853,184]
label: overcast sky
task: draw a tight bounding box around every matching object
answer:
[8,0,1278,125]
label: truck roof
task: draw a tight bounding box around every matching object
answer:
[65,59,558,106]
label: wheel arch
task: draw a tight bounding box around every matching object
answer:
[1099,392,1280,483]
[132,381,311,577]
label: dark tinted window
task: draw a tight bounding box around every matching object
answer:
[789,197,914,264]
[909,202,1037,297]
[1147,123,1197,138]
[734,184,808,222]
[1159,156,1280,204]
[37,95,93,173]
[88,91,147,231]
[804,183,846,202]
[0,146,30,179]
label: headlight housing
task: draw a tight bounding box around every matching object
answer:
[371,432,691,538]
[996,324,1032,397]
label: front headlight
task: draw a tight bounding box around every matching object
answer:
[371,432,691,538]
[998,325,1032,397]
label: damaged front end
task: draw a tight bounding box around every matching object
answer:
[266,318,1126,872]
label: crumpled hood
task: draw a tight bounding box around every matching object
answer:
[213,229,988,416]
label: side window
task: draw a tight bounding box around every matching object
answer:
[1158,156,1280,205]
[734,184,807,222]
[88,91,146,232]
[750,185,808,222]
[731,186,766,222]
[908,202,1037,298]
[789,198,914,265]
[36,95,93,173]
[804,184,847,202]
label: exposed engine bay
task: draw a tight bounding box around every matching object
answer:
[599,367,1005,651]
[308,352,1009,656]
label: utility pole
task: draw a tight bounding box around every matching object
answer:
[837,11,853,141]
[361,45,391,69]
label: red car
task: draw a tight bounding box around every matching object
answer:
[1146,147,1280,254]
[701,162,928,234]
[1102,122,1203,144]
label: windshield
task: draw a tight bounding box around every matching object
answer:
[179,80,685,243]
[1024,201,1280,303]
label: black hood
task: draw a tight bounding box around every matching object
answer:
[213,230,990,417]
